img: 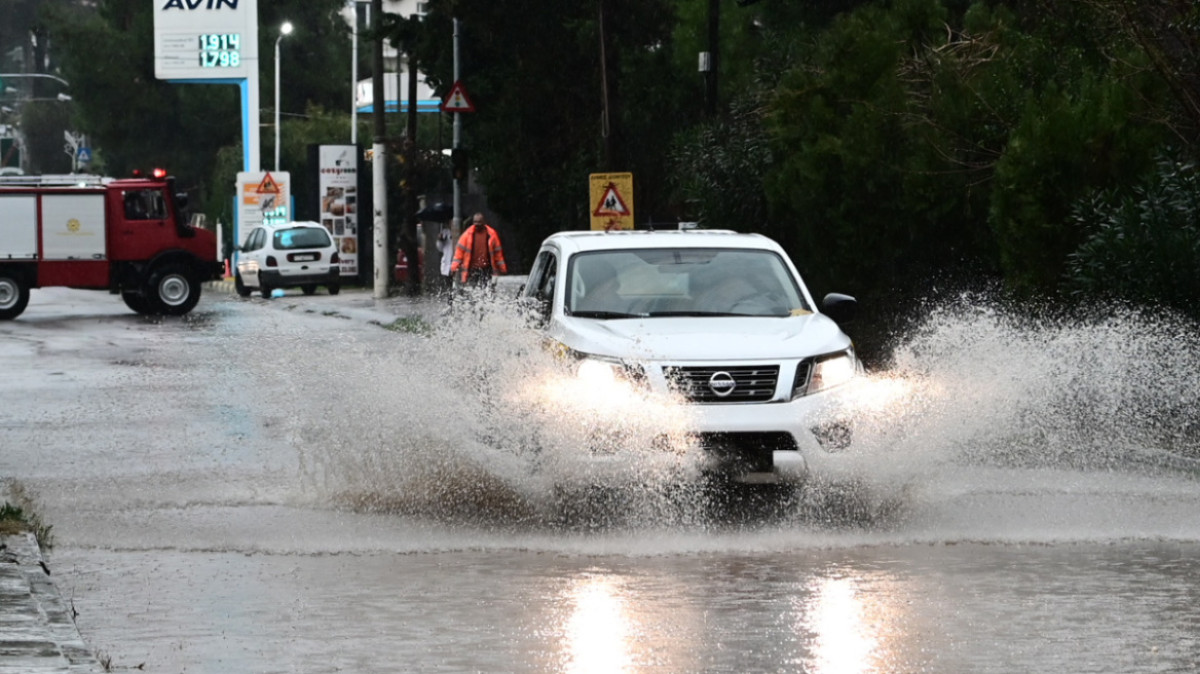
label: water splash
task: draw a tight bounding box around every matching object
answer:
[842,294,1200,474]
[283,291,1200,532]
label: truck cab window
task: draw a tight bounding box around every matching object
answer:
[123,190,165,220]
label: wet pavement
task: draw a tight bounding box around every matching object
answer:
[5,278,1200,673]
[0,277,521,673]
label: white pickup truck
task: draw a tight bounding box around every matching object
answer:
[520,229,861,484]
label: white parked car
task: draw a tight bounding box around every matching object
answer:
[235,221,342,298]
[520,229,861,484]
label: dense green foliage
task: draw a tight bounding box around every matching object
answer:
[9,0,1198,323]
[1066,154,1200,315]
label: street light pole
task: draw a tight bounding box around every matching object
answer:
[274,21,293,171]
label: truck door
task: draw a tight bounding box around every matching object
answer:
[37,193,110,288]
[109,187,175,261]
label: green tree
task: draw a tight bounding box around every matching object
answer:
[1066,154,1200,317]
[766,0,961,300]
[42,0,353,208]
[44,0,240,194]
[415,0,687,258]
[18,99,71,173]
[981,4,1170,292]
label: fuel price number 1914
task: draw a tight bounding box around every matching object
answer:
[198,33,240,68]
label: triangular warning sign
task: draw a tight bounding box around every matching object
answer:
[592,182,630,216]
[256,172,281,194]
[440,80,476,113]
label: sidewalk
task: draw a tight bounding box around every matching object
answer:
[202,275,527,326]
[0,530,100,674]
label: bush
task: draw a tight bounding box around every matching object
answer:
[1065,155,1200,317]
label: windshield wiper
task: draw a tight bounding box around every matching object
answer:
[645,311,775,317]
[569,310,645,319]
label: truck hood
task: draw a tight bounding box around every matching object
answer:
[551,314,852,362]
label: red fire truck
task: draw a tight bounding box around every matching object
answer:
[0,173,221,319]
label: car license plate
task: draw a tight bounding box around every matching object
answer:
[292,253,318,262]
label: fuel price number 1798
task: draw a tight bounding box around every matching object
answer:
[199,33,240,68]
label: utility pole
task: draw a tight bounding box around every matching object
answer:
[402,21,420,294]
[598,0,612,171]
[704,0,719,117]
[350,0,359,145]
[451,18,463,235]
[371,0,389,298]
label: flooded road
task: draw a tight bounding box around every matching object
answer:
[2,287,1199,673]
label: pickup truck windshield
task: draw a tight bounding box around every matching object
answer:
[567,248,810,318]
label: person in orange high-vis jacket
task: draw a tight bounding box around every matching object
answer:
[450,212,508,287]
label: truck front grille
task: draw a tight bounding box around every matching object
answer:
[664,365,779,403]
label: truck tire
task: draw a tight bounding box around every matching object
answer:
[121,291,155,315]
[234,271,252,298]
[327,284,341,296]
[0,274,30,320]
[148,263,201,316]
[260,283,272,299]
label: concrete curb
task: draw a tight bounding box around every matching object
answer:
[0,532,101,673]
[205,278,236,295]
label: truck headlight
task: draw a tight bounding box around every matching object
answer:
[795,349,858,398]
[575,354,647,389]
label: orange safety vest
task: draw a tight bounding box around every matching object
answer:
[450,224,508,282]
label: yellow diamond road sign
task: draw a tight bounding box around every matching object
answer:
[590,172,634,230]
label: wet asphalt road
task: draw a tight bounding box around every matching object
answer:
[2,286,1199,673]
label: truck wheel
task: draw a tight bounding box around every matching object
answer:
[301,284,317,296]
[260,283,272,299]
[121,292,155,315]
[234,271,252,298]
[148,263,201,316]
[327,284,341,296]
[0,274,30,320]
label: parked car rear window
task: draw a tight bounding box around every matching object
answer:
[274,228,332,250]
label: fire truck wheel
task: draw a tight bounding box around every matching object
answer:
[234,272,252,298]
[0,274,30,320]
[148,263,201,316]
[121,292,155,315]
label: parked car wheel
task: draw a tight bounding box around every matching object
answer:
[234,271,252,298]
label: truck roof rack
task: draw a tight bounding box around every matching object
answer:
[0,173,111,187]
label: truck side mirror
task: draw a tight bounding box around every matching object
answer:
[821,293,857,325]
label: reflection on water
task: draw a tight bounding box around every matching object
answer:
[565,575,632,674]
[798,569,914,674]
[805,575,877,673]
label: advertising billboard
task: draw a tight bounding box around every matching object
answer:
[317,146,360,277]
